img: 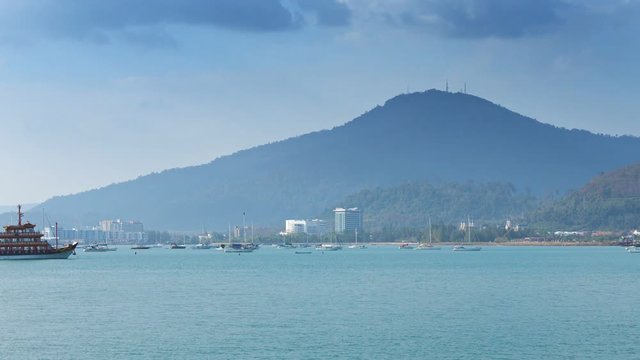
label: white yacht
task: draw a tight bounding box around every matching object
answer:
[84,243,117,252]
[416,243,441,250]
[452,245,482,251]
[453,217,481,252]
[316,243,342,251]
[192,243,212,250]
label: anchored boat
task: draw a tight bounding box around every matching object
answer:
[453,216,481,252]
[0,205,77,260]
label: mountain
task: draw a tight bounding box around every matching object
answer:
[11,89,640,231]
[334,181,538,230]
[531,163,640,230]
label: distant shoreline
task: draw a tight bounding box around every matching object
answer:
[369,241,624,247]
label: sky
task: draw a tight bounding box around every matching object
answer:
[1,0,639,204]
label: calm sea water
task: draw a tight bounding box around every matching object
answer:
[0,245,638,359]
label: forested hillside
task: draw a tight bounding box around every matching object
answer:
[335,181,537,230]
[530,163,640,230]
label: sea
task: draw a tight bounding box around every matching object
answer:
[1,245,638,359]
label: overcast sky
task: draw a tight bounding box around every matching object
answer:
[2,0,639,204]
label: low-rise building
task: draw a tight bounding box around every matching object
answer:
[284,219,328,235]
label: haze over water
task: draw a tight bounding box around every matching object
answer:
[2,246,637,359]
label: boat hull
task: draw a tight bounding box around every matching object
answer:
[452,246,482,251]
[316,245,342,251]
[224,248,254,253]
[223,243,258,253]
[415,246,442,250]
[0,243,77,260]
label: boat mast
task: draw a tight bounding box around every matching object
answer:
[18,204,22,226]
[428,217,432,244]
[55,222,59,249]
[243,212,246,244]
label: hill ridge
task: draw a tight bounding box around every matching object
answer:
[9,89,640,230]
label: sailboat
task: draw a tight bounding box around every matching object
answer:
[348,228,366,249]
[316,223,341,251]
[224,212,258,253]
[416,218,441,250]
[452,216,481,251]
[193,226,213,249]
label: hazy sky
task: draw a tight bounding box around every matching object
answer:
[2,0,639,204]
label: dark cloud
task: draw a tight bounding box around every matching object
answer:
[2,0,352,45]
[35,0,300,37]
[396,0,572,39]
[297,0,352,27]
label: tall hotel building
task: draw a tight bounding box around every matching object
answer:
[333,207,363,233]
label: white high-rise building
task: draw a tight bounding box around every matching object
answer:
[285,220,307,234]
[334,207,363,233]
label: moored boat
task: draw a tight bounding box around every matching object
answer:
[452,245,482,252]
[415,217,441,250]
[0,205,77,260]
[348,228,366,249]
[277,242,297,249]
[453,216,481,252]
[223,212,259,253]
[192,243,212,250]
[416,243,442,250]
[84,244,117,252]
[223,243,258,253]
[348,244,367,249]
[315,243,342,251]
